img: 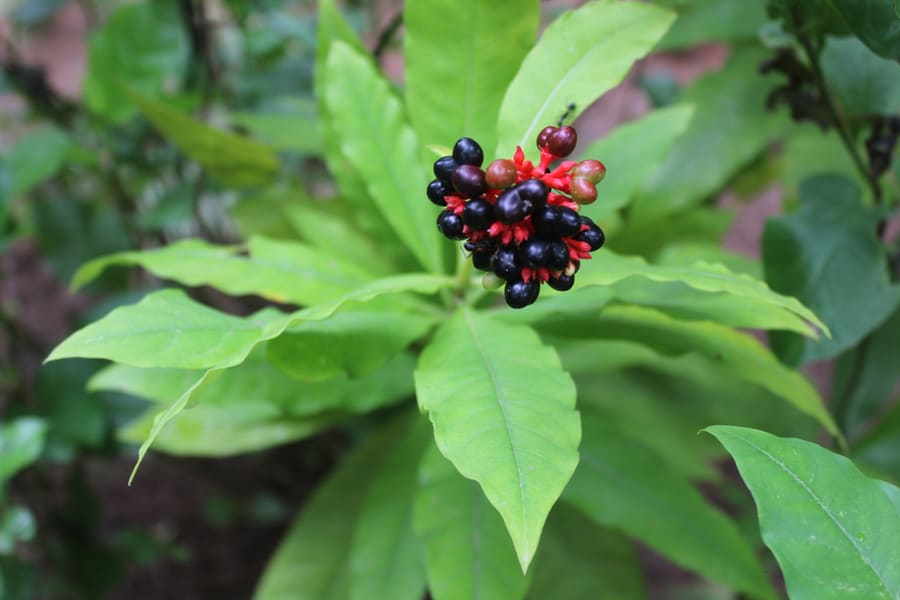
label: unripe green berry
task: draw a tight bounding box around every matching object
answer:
[570,176,597,205]
[573,159,606,183]
[482,272,504,289]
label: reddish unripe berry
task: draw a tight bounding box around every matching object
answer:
[452,164,488,198]
[570,176,597,205]
[536,125,558,150]
[573,159,606,183]
[547,126,577,157]
[485,159,517,189]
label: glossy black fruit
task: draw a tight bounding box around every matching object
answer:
[516,179,549,209]
[462,197,495,230]
[427,179,450,206]
[576,222,605,250]
[452,165,488,198]
[548,274,575,291]
[557,207,582,237]
[452,137,484,167]
[504,279,540,308]
[519,237,551,268]
[472,250,492,271]
[433,155,458,183]
[495,188,528,224]
[547,240,570,270]
[491,246,521,281]
[436,210,465,240]
[532,205,581,237]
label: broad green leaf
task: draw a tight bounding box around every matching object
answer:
[415,308,580,571]
[267,309,434,382]
[543,304,840,438]
[779,124,866,200]
[73,237,374,306]
[822,36,900,117]
[530,502,644,600]
[852,403,900,482]
[577,250,828,337]
[834,307,900,438]
[323,42,441,274]
[706,426,900,599]
[763,175,900,365]
[496,0,676,156]
[254,413,426,600]
[577,105,695,220]
[0,418,47,485]
[230,108,323,154]
[0,127,72,201]
[566,415,774,599]
[83,2,187,122]
[655,0,768,50]
[405,0,538,155]
[414,444,529,600]
[828,0,900,61]
[130,92,279,188]
[630,49,787,222]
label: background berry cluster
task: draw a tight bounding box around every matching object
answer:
[427,126,606,308]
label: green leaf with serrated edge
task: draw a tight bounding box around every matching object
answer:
[129,92,278,188]
[405,0,538,156]
[631,49,788,222]
[267,309,435,382]
[578,105,694,220]
[822,36,900,118]
[706,426,900,599]
[415,308,580,571]
[655,0,767,50]
[323,42,441,274]
[0,418,47,485]
[83,2,187,122]
[541,304,840,439]
[414,444,529,600]
[765,175,900,365]
[254,412,426,600]
[576,251,829,337]
[828,0,900,61]
[72,237,375,306]
[496,0,675,157]
[566,416,775,599]
[530,502,644,600]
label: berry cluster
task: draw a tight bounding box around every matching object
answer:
[427,125,606,308]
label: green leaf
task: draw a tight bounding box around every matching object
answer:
[566,415,773,598]
[83,2,187,122]
[73,237,374,306]
[130,92,279,188]
[577,105,695,220]
[530,502,644,600]
[415,308,580,571]
[267,309,434,382]
[254,413,427,600]
[545,304,840,438]
[655,0,768,50]
[828,0,900,61]
[631,49,787,222]
[0,506,36,555]
[706,426,900,599]
[0,418,47,485]
[0,127,72,201]
[323,42,441,274]
[852,402,900,482]
[763,175,900,365]
[496,0,675,156]
[822,36,900,118]
[404,0,539,155]
[230,108,323,154]
[414,444,529,600]
[779,124,866,200]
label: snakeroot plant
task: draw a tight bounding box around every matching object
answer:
[42,0,900,598]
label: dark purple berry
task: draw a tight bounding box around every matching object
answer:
[558,207,582,237]
[427,179,450,206]
[433,156,458,183]
[462,197,495,230]
[576,222,605,250]
[547,240,570,270]
[491,246,521,281]
[537,125,557,150]
[452,165,488,198]
[533,205,581,237]
[472,250,492,271]
[547,126,577,157]
[504,279,540,309]
[495,188,528,224]
[519,237,551,268]
[437,210,465,240]
[517,179,549,209]
[464,238,494,253]
[452,137,484,167]
[548,274,575,291]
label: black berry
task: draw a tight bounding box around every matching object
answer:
[557,207,582,237]
[434,156,458,183]
[453,137,484,167]
[462,197,495,230]
[533,205,581,237]
[548,274,575,291]
[495,188,528,224]
[427,179,450,206]
[576,222,605,250]
[491,246,521,281]
[517,179,549,209]
[472,250,492,271]
[547,240,570,270]
[437,210,465,240]
[464,238,495,253]
[519,237,551,268]
[452,165,488,198]
[504,279,540,309]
